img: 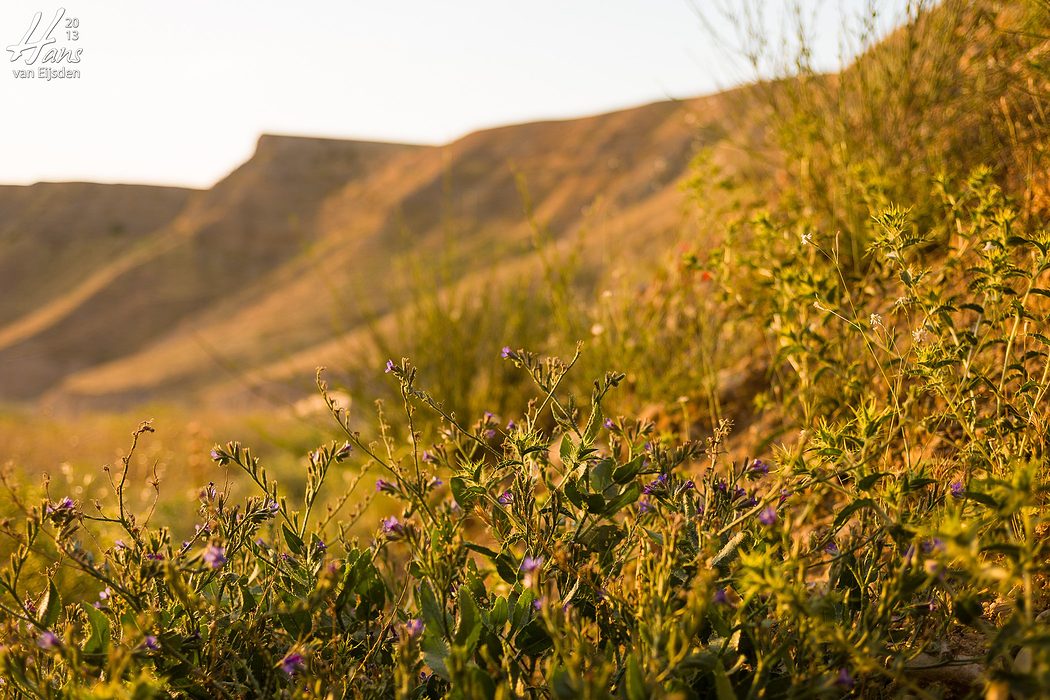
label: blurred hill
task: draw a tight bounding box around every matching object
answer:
[0,92,767,409]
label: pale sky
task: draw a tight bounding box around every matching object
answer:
[1,1,909,188]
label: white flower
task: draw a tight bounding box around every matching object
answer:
[801,232,814,246]
[869,313,883,329]
[912,326,929,344]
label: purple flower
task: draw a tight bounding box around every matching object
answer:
[483,411,495,421]
[280,652,305,675]
[835,668,855,689]
[638,499,653,514]
[682,480,695,490]
[713,589,729,605]
[376,478,394,493]
[506,420,517,431]
[37,631,60,649]
[501,346,512,359]
[429,477,443,490]
[714,480,728,493]
[603,418,615,430]
[824,541,839,555]
[950,481,964,499]
[146,552,164,561]
[421,450,435,464]
[335,442,353,460]
[45,497,75,515]
[384,359,396,373]
[520,555,544,573]
[265,498,280,513]
[203,544,227,569]
[750,459,770,476]
[497,490,513,506]
[382,516,404,536]
[922,538,944,554]
[758,506,777,526]
[210,448,222,461]
[142,635,159,651]
[405,618,424,637]
[484,429,497,439]
[314,540,327,553]
[99,587,111,601]
[532,597,544,611]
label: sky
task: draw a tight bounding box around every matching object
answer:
[1,1,910,188]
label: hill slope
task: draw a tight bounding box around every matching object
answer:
[0,90,768,409]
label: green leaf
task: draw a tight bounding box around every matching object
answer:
[490,596,509,627]
[420,581,447,633]
[455,587,482,655]
[613,455,645,484]
[624,654,647,700]
[832,498,877,531]
[82,602,111,655]
[858,472,890,490]
[422,629,450,680]
[589,458,615,492]
[579,523,624,552]
[450,476,476,509]
[511,589,534,632]
[713,660,737,700]
[38,579,61,629]
[282,524,304,556]
[560,434,575,466]
[515,619,552,657]
[603,483,641,516]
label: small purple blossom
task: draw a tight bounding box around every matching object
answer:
[376,478,394,493]
[429,477,443,490]
[714,480,728,493]
[922,538,944,554]
[210,448,222,461]
[421,450,435,463]
[382,516,404,536]
[99,587,111,601]
[603,418,615,430]
[497,490,513,505]
[824,541,839,555]
[682,480,695,490]
[203,544,227,569]
[835,668,855,689]
[142,635,159,651]
[405,618,424,637]
[280,652,305,675]
[638,499,653,514]
[484,429,497,439]
[533,597,544,611]
[37,631,60,649]
[713,589,729,605]
[484,411,495,421]
[384,359,396,373]
[335,442,353,460]
[520,555,544,573]
[146,552,164,561]
[506,419,517,431]
[758,506,777,526]
[45,497,75,515]
[314,539,327,553]
[501,346,513,359]
[750,459,770,476]
[950,481,964,499]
